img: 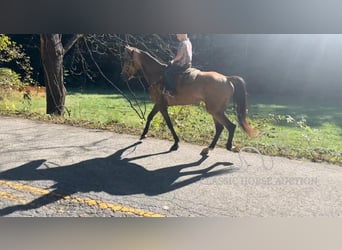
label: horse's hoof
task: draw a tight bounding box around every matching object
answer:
[200,147,210,155]
[230,146,240,153]
[170,144,179,151]
[140,135,147,140]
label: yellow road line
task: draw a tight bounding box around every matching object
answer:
[0,191,27,204]
[0,180,50,195]
[0,180,165,217]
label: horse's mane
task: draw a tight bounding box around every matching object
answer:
[138,49,167,67]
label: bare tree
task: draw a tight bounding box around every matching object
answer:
[39,34,206,116]
[40,34,82,115]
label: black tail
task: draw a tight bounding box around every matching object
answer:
[229,76,259,137]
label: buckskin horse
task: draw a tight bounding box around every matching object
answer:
[121,46,258,155]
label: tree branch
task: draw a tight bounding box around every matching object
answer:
[63,34,83,56]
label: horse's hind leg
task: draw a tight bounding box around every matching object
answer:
[213,113,236,151]
[140,104,159,140]
[201,119,224,155]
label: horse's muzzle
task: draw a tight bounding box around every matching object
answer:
[121,73,134,81]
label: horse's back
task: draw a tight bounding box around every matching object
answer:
[168,69,233,106]
[178,68,226,85]
[197,71,227,84]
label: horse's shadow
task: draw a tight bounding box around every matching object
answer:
[0,142,234,216]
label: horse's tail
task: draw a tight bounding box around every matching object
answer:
[229,76,259,138]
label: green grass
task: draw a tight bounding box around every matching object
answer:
[247,95,342,164]
[1,87,341,165]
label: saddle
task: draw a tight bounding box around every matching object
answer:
[160,67,201,97]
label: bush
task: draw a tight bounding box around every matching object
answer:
[0,67,23,89]
[0,68,25,111]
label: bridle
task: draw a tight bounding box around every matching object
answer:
[124,47,164,86]
[122,48,138,80]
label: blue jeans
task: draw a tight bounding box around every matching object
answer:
[165,64,186,92]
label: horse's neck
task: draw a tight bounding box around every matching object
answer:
[138,53,165,85]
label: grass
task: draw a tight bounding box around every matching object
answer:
[66,90,148,127]
[1,86,341,165]
[247,95,342,164]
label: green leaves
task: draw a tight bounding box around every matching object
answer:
[0,34,11,51]
[0,68,22,87]
[0,34,33,84]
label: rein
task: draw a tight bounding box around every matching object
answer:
[84,38,147,121]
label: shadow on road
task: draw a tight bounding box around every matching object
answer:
[0,142,234,216]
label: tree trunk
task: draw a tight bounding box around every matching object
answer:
[40,34,65,115]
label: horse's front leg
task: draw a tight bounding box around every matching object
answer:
[140,104,159,140]
[160,107,179,151]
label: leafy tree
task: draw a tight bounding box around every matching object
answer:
[0,34,33,84]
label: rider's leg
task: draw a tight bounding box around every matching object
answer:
[165,65,182,95]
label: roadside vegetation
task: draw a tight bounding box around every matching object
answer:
[1,85,341,165]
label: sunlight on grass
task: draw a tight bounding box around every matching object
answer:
[65,92,151,127]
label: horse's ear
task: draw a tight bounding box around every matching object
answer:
[125,45,134,56]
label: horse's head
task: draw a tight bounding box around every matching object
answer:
[121,46,140,81]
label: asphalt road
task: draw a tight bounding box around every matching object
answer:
[1,116,342,217]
